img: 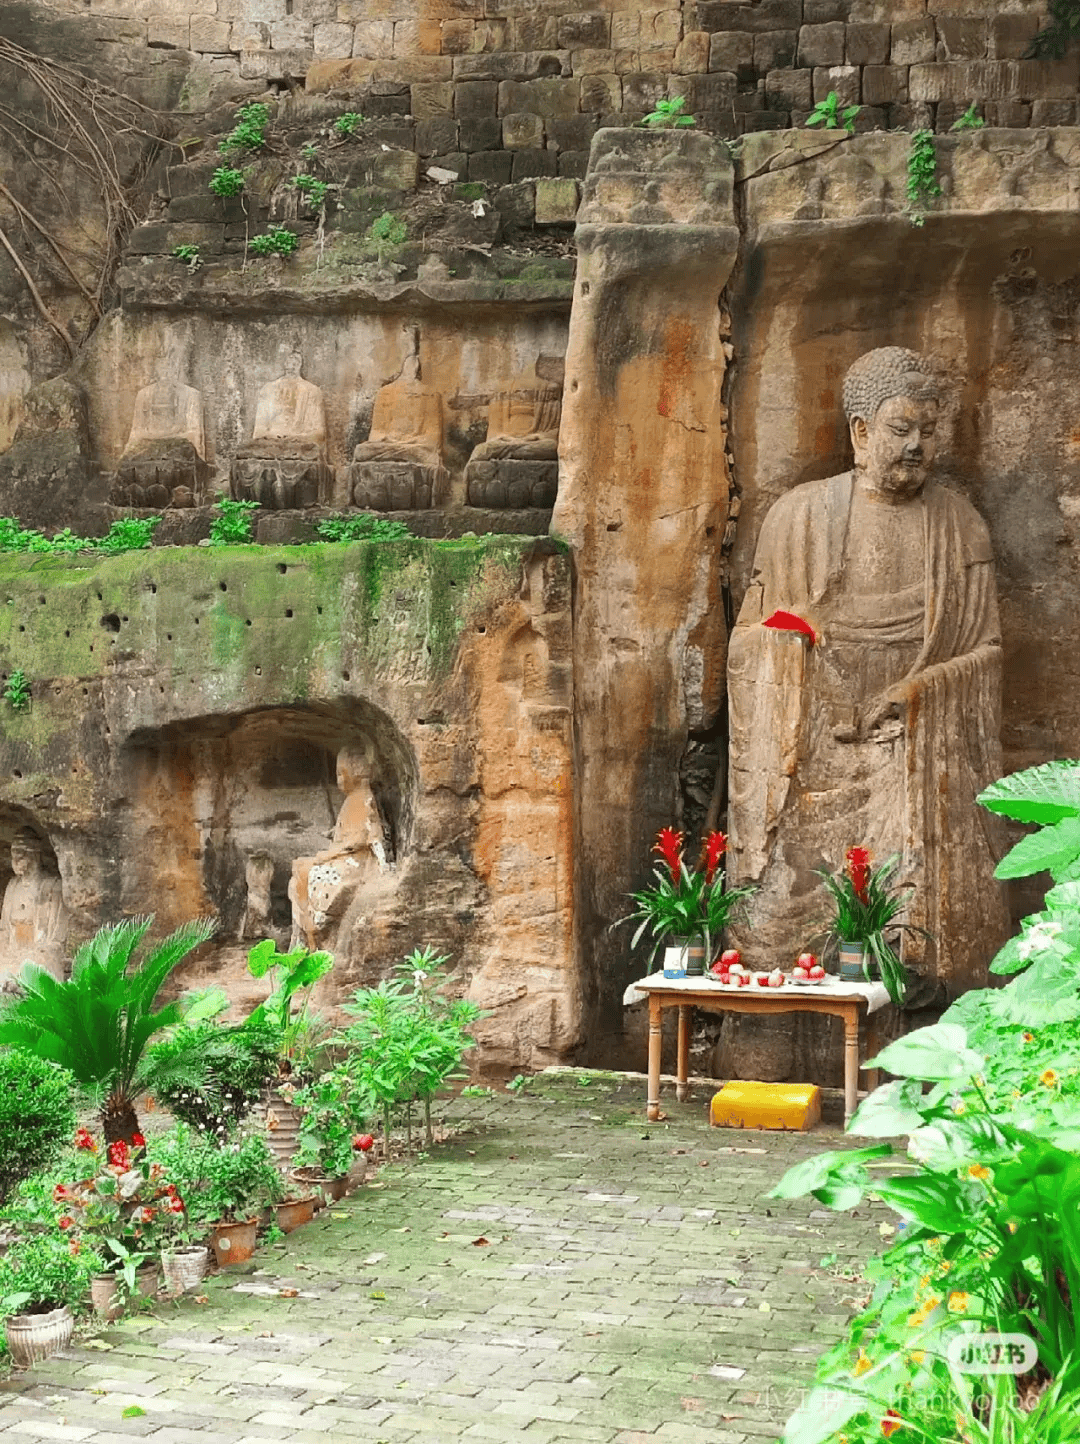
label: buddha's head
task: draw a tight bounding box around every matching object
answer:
[281,349,304,379]
[9,829,45,878]
[335,746,370,795]
[843,347,940,500]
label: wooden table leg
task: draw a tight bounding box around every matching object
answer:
[647,994,663,1121]
[676,1005,690,1102]
[843,1004,859,1124]
[864,1008,880,1096]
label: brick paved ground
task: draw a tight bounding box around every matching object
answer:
[0,1071,888,1443]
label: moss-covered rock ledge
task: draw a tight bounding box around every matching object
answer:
[0,535,579,1072]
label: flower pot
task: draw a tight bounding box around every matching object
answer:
[838,941,867,982]
[209,1218,258,1267]
[161,1246,210,1297]
[90,1263,161,1321]
[258,1085,304,1172]
[327,1174,349,1202]
[275,1196,316,1233]
[663,943,705,978]
[5,1304,73,1368]
[290,1166,333,1209]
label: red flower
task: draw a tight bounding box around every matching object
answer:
[353,1134,375,1152]
[846,846,872,905]
[107,1140,130,1169]
[131,1132,146,1148]
[763,609,819,645]
[58,1215,75,1230]
[881,1411,903,1438]
[167,1196,185,1214]
[653,827,684,882]
[74,1128,96,1152]
[52,1183,68,1202]
[702,831,727,887]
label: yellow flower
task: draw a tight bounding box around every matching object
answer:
[918,1273,932,1290]
[908,1295,941,1327]
[1007,1221,1018,1234]
[1022,1032,1034,1043]
[938,1260,952,1274]
[947,1291,970,1314]
[854,1350,873,1376]
[953,1101,967,1115]
[1040,1069,1058,1087]
[967,1164,991,1181]
[910,1350,925,1365]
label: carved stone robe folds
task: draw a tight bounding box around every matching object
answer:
[727,472,1008,996]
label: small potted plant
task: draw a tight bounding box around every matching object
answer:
[273,1175,318,1234]
[200,1132,282,1265]
[817,846,925,1005]
[620,828,756,975]
[159,1194,210,1297]
[0,1230,103,1366]
[56,1135,175,1320]
[291,1065,368,1204]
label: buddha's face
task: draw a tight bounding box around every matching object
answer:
[282,352,303,378]
[10,840,41,877]
[852,394,938,499]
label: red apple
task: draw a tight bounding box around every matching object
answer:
[720,949,741,968]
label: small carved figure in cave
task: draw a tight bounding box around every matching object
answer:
[465,355,562,509]
[0,829,69,986]
[349,343,447,511]
[239,849,280,944]
[231,347,332,510]
[288,747,389,952]
[112,333,208,509]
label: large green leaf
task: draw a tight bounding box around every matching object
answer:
[848,1079,926,1138]
[979,760,1080,825]
[866,1023,984,1082]
[768,1144,892,1202]
[994,813,1080,882]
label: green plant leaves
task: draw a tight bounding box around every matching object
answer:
[848,1079,925,1138]
[865,1023,984,1082]
[994,812,1080,882]
[768,1143,892,1208]
[979,759,1080,825]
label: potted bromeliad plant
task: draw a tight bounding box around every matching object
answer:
[817,846,924,1005]
[620,827,756,976]
[0,1229,103,1366]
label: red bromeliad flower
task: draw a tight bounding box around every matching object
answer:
[131,1132,146,1148]
[653,827,684,882]
[702,831,727,887]
[107,1140,130,1170]
[846,846,872,905]
[74,1128,96,1152]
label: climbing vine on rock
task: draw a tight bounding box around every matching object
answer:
[906,129,941,228]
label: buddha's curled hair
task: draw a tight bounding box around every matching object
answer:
[842,347,939,424]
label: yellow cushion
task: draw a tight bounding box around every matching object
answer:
[709,1081,821,1131]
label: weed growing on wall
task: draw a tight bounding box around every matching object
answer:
[906,129,941,226]
[248,226,299,258]
[637,96,696,129]
[950,102,985,131]
[291,174,329,209]
[0,516,161,556]
[806,90,861,135]
[171,244,201,269]
[3,670,30,712]
[208,497,259,547]
[96,517,161,554]
[316,514,412,543]
[333,112,364,138]
[209,167,245,198]
[219,102,270,153]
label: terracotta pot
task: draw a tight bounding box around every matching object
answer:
[275,1196,316,1233]
[347,1154,369,1190]
[6,1304,73,1367]
[90,1263,160,1321]
[161,1246,210,1296]
[258,1085,304,1172]
[327,1174,350,1202]
[209,1217,258,1267]
[290,1166,332,1209]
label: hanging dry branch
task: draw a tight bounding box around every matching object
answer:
[0,34,174,334]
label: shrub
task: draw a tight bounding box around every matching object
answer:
[291,174,329,208]
[333,112,364,137]
[316,513,411,543]
[0,1051,76,1204]
[209,166,245,198]
[96,516,160,554]
[208,496,258,547]
[248,226,299,258]
[151,1020,279,1139]
[0,1229,103,1314]
[369,211,407,248]
[219,102,270,153]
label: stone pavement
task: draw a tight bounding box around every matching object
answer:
[0,1071,889,1444]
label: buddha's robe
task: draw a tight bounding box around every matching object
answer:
[352,377,443,468]
[727,471,1007,994]
[123,380,205,459]
[251,376,326,454]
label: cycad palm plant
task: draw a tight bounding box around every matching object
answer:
[0,916,216,1143]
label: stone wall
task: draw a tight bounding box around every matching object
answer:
[0,536,578,1068]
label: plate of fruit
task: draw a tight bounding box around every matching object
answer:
[789,952,827,985]
[709,952,787,988]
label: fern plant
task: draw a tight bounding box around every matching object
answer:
[0,917,218,1143]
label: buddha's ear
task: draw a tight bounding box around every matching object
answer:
[849,415,869,462]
